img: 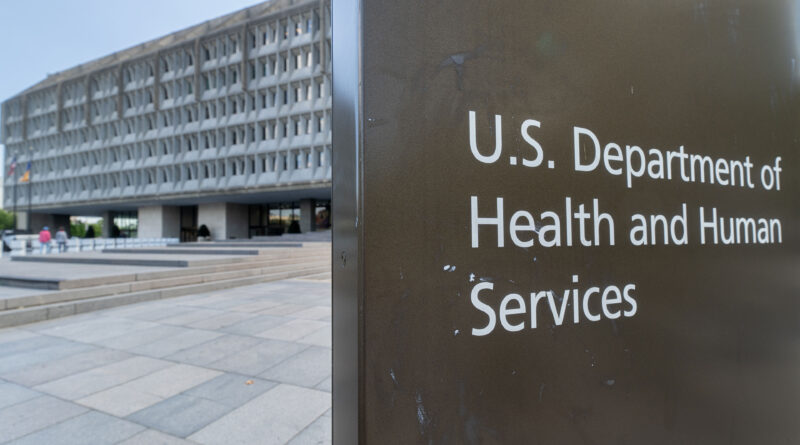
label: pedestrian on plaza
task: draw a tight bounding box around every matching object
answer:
[39,226,52,254]
[55,226,69,253]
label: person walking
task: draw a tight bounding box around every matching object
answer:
[55,226,69,253]
[38,226,52,254]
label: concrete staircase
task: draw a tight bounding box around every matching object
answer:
[0,242,331,328]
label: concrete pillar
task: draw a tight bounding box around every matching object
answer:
[198,202,249,240]
[299,199,316,233]
[226,203,249,240]
[15,212,28,232]
[101,211,113,238]
[138,205,180,238]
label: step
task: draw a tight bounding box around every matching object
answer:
[104,248,264,256]
[0,251,330,291]
[296,271,332,281]
[0,264,331,329]
[170,242,305,248]
[2,260,331,311]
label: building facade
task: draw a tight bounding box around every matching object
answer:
[1,0,331,240]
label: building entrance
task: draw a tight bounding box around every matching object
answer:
[180,206,198,242]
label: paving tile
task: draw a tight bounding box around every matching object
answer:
[126,394,232,438]
[0,329,42,347]
[0,341,95,375]
[37,318,158,344]
[260,346,331,388]
[157,308,225,326]
[35,356,171,400]
[297,325,332,348]
[127,328,223,358]
[0,396,87,442]
[227,299,282,313]
[0,335,69,358]
[219,314,290,336]
[0,382,41,410]
[286,414,332,445]
[189,384,330,445]
[8,410,143,445]
[123,363,222,398]
[118,429,196,445]
[184,373,277,408]
[315,376,332,393]
[186,311,259,330]
[256,319,329,342]
[289,306,331,320]
[124,305,197,322]
[94,325,188,351]
[165,334,263,366]
[258,303,309,316]
[2,348,131,386]
[77,363,220,417]
[77,384,163,417]
[201,298,257,310]
[206,339,308,375]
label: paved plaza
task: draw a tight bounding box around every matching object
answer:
[0,279,332,445]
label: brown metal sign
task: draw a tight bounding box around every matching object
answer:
[333,1,800,443]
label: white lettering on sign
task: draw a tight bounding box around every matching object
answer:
[470,276,638,336]
[461,110,787,336]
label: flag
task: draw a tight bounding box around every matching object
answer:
[19,161,31,183]
[7,156,16,177]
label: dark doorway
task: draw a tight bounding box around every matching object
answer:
[180,205,198,242]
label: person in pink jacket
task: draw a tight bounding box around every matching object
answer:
[38,226,52,254]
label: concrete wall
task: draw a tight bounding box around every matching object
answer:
[225,204,249,240]
[198,203,226,240]
[18,212,69,233]
[198,203,249,240]
[138,205,180,238]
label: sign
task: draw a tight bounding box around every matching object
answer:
[333,1,800,443]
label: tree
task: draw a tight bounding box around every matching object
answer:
[70,222,86,238]
[0,210,14,231]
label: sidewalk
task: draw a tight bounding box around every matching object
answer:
[0,278,331,445]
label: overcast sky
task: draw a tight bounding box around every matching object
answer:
[0,0,265,176]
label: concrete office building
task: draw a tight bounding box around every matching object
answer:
[1,0,331,240]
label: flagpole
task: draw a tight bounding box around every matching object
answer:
[27,151,32,234]
[12,166,17,231]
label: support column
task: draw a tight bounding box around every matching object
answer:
[137,205,180,238]
[299,199,316,233]
[198,202,249,240]
[101,211,113,238]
